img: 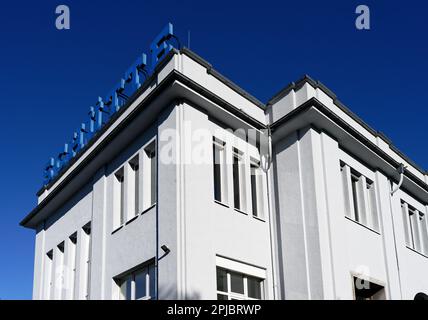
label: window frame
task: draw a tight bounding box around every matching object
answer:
[128,154,140,217]
[216,267,264,300]
[352,276,386,300]
[215,256,266,300]
[115,262,156,300]
[401,200,428,256]
[232,148,246,213]
[111,137,157,232]
[82,222,92,300]
[114,167,125,228]
[340,161,379,232]
[213,137,228,205]
[56,241,65,299]
[142,138,157,211]
[44,250,53,300]
[250,159,265,220]
[68,232,78,300]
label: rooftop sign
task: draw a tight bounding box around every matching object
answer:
[42,23,179,186]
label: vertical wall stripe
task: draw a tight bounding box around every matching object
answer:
[320,134,337,298]
[296,130,312,298]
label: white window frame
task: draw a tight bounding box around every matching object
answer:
[212,128,267,222]
[81,222,91,300]
[112,137,157,231]
[44,250,53,300]
[215,256,265,300]
[142,139,157,211]
[128,154,140,218]
[213,137,228,205]
[116,262,155,300]
[67,232,77,300]
[232,148,247,212]
[340,161,379,232]
[54,241,65,300]
[250,159,265,219]
[401,200,428,255]
[113,167,125,229]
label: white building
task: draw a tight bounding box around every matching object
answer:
[21,47,428,300]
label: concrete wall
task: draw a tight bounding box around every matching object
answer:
[34,103,182,299]
[176,102,274,299]
[272,128,351,299]
[272,126,428,300]
[34,104,428,300]
[33,98,274,300]
[392,189,428,299]
[33,182,93,299]
[30,50,428,301]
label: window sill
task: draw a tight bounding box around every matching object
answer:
[125,214,139,225]
[344,216,380,235]
[140,203,156,215]
[253,215,266,222]
[214,200,229,208]
[111,225,124,235]
[406,246,428,259]
[112,204,157,234]
[234,208,248,216]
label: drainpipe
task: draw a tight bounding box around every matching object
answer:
[391,164,406,195]
[155,138,160,300]
[261,125,278,300]
[388,163,406,299]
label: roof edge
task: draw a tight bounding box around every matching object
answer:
[180,47,265,109]
[21,69,268,229]
[268,75,428,176]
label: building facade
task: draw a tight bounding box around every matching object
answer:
[21,47,428,300]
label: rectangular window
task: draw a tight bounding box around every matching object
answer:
[68,232,77,300]
[44,250,53,300]
[129,155,139,217]
[340,162,379,231]
[82,223,91,300]
[143,140,157,209]
[402,201,428,255]
[366,181,379,231]
[56,241,65,299]
[350,173,360,222]
[116,262,156,300]
[114,168,125,227]
[410,208,422,252]
[401,201,428,255]
[420,213,428,256]
[213,138,228,204]
[216,267,263,300]
[409,207,417,250]
[233,154,240,209]
[119,275,132,300]
[341,164,352,219]
[233,149,246,212]
[353,277,385,300]
[213,142,222,202]
[401,202,412,247]
[250,161,264,219]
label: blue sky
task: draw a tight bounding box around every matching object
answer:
[0,0,427,299]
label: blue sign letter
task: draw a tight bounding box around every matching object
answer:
[149,23,174,72]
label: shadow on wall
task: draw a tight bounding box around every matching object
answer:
[159,284,202,300]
